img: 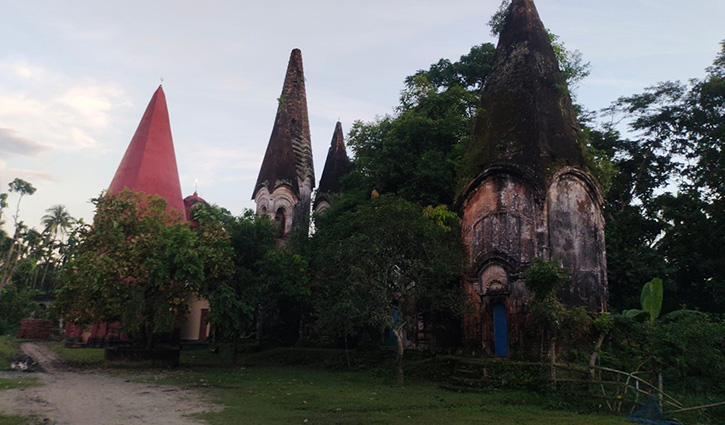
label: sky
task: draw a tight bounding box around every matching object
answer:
[1,0,723,231]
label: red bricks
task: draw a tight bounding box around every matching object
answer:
[17,318,52,339]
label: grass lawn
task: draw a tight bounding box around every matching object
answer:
[137,347,627,425]
[157,365,629,425]
[0,335,18,369]
[46,343,632,424]
[0,416,30,425]
[44,341,104,367]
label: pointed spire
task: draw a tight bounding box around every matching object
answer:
[108,86,185,213]
[462,0,584,193]
[253,48,315,199]
[315,122,351,209]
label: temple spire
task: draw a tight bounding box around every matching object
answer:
[108,86,184,213]
[314,121,350,211]
[462,0,584,195]
[253,48,314,200]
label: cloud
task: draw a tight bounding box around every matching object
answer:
[0,60,129,153]
[0,127,52,157]
[0,161,57,183]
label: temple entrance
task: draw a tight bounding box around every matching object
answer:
[493,303,508,357]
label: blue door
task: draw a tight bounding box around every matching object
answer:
[493,304,508,357]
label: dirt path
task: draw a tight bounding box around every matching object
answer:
[0,342,219,425]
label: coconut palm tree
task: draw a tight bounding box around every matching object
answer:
[39,205,75,290]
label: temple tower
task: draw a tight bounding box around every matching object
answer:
[108,85,184,214]
[313,121,351,213]
[458,0,607,355]
[253,49,315,237]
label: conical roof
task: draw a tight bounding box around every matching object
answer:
[461,0,584,195]
[253,48,315,199]
[108,86,185,213]
[316,121,350,198]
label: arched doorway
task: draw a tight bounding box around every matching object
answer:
[493,303,508,357]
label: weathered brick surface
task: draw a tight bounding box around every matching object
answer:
[458,0,607,355]
[17,318,52,339]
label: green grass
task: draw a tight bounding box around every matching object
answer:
[120,346,628,425]
[0,377,39,390]
[151,365,628,425]
[0,415,31,425]
[45,341,105,366]
[0,335,19,369]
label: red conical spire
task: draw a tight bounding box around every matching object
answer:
[108,86,185,214]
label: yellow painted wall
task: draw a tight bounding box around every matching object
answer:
[180,294,210,340]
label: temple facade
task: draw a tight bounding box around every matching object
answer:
[458,0,607,356]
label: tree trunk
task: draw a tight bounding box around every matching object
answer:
[255,305,264,345]
[344,332,350,367]
[589,332,606,381]
[0,230,21,292]
[391,327,405,387]
[232,336,240,363]
[549,335,557,390]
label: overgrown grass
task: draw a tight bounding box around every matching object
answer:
[129,346,627,425]
[0,335,18,369]
[0,377,39,390]
[44,342,104,367]
[152,364,627,425]
[0,415,31,425]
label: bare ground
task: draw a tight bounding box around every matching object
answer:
[0,342,219,425]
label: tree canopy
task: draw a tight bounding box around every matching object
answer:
[310,194,463,385]
[56,190,229,348]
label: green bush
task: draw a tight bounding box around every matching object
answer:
[0,285,36,335]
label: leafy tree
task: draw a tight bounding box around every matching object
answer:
[347,44,495,208]
[600,41,725,313]
[0,178,37,293]
[198,207,308,354]
[310,194,463,385]
[56,190,226,349]
[523,259,570,364]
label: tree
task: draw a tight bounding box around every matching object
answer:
[347,44,495,208]
[599,41,725,313]
[0,178,37,293]
[56,190,226,349]
[196,207,308,355]
[38,205,75,290]
[310,194,463,385]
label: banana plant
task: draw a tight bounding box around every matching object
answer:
[623,278,663,323]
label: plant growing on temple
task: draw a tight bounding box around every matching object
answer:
[310,194,463,386]
[56,190,225,349]
[523,259,569,366]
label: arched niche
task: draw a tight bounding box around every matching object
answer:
[462,171,538,269]
[546,168,607,310]
[477,264,510,296]
[254,185,297,238]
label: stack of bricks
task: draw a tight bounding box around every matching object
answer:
[17,319,52,339]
